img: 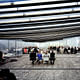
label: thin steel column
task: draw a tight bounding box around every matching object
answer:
[8,40,9,52]
[15,40,17,55]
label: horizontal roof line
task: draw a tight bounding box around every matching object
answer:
[0,17,80,28]
[0,10,80,19]
[0,4,79,14]
[0,1,78,8]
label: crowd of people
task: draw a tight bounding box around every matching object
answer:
[0,46,80,65]
[23,46,80,54]
[28,46,80,65]
[48,46,80,54]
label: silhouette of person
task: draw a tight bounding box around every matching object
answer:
[0,69,17,80]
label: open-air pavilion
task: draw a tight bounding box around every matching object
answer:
[0,0,80,80]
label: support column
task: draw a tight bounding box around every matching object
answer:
[8,40,9,52]
[15,40,17,55]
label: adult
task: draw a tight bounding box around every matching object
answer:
[71,47,74,54]
[74,47,77,54]
[29,49,36,65]
[64,47,68,54]
[23,47,28,54]
[34,47,38,53]
[57,46,60,54]
[42,51,50,64]
[0,69,17,80]
[68,47,71,54]
[60,46,64,54]
[0,51,3,61]
[49,50,55,64]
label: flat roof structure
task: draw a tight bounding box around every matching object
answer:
[0,0,80,42]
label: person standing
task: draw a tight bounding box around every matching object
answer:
[64,47,68,54]
[0,51,3,61]
[71,47,74,54]
[60,46,64,54]
[74,47,77,54]
[57,46,60,54]
[29,49,36,65]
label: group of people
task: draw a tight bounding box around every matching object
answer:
[23,46,39,54]
[29,46,80,65]
[49,46,80,54]
[29,48,55,65]
[23,46,80,55]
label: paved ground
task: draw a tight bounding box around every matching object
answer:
[0,54,80,80]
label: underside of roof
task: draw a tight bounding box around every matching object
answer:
[0,0,80,42]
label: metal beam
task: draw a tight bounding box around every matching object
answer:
[0,31,80,42]
[0,17,80,29]
[0,11,80,19]
[0,5,79,14]
[0,0,78,9]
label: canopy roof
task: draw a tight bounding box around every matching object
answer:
[0,0,80,42]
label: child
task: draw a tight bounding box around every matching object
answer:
[37,50,42,64]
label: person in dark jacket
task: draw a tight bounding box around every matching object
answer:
[0,51,3,61]
[30,49,36,65]
[0,69,17,80]
[74,47,77,54]
[64,47,68,54]
[0,51,6,65]
[34,47,38,53]
[68,47,71,54]
[49,50,55,64]
[28,47,31,54]
[57,46,60,54]
[0,51,5,62]
[71,47,74,54]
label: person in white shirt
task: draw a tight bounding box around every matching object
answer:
[42,51,50,64]
[60,46,64,54]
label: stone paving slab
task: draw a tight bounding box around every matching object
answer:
[11,70,80,80]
